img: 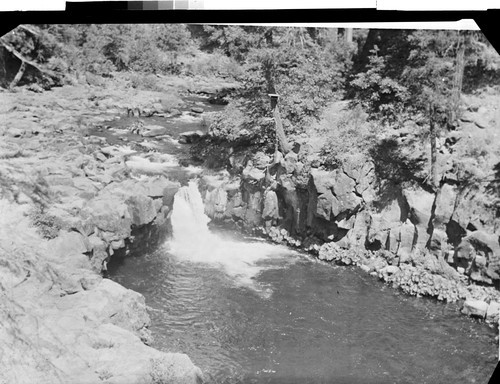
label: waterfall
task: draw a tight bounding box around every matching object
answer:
[168,180,297,293]
[171,180,211,245]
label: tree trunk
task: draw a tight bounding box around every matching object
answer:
[451,31,466,125]
[306,27,318,42]
[298,28,305,48]
[10,61,26,89]
[429,103,438,189]
[264,60,276,96]
[353,29,380,72]
[0,38,57,80]
[274,105,291,154]
[0,47,7,87]
[331,28,338,42]
[345,28,353,43]
[16,24,40,37]
[263,51,290,154]
[264,28,273,46]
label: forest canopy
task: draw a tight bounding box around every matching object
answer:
[1,24,499,199]
[1,25,498,121]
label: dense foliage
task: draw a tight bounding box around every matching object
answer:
[0,24,194,82]
[350,29,500,126]
[200,26,356,147]
[1,24,357,137]
[1,24,499,194]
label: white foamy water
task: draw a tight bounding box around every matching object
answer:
[184,165,204,174]
[125,154,180,175]
[168,180,296,292]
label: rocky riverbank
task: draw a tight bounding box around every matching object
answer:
[1,71,498,381]
[0,73,236,383]
[198,95,500,326]
[1,200,202,384]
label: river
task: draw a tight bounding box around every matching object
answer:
[109,181,498,384]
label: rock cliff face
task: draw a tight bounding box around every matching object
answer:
[201,150,500,321]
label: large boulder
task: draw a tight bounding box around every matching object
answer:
[398,220,416,260]
[87,234,109,272]
[345,211,371,247]
[191,106,204,114]
[316,189,336,221]
[486,301,500,323]
[243,190,263,226]
[72,176,100,195]
[309,169,361,222]
[379,265,401,277]
[331,171,362,216]
[419,252,460,280]
[125,156,175,176]
[433,184,457,229]
[49,230,91,257]
[85,72,104,86]
[403,186,434,226]
[204,187,228,220]
[47,230,92,270]
[126,194,158,227]
[86,324,203,384]
[456,231,500,284]
[141,125,168,137]
[57,279,150,339]
[142,178,180,200]
[81,198,132,239]
[461,298,488,319]
[161,182,181,208]
[450,190,496,234]
[44,174,75,187]
[366,199,403,250]
[310,169,335,195]
[100,145,136,159]
[252,151,272,170]
[242,166,265,183]
[279,178,302,232]
[178,130,206,144]
[283,152,299,174]
[372,219,416,260]
[6,127,25,138]
[427,228,452,258]
[262,189,280,221]
[403,186,435,249]
[366,213,390,250]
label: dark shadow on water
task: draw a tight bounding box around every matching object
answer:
[107,220,171,276]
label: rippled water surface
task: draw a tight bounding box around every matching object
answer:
[110,231,498,384]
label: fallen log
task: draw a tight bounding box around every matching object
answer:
[10,61,26,88]
[0,38,58,89]
[16,24,41,37]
